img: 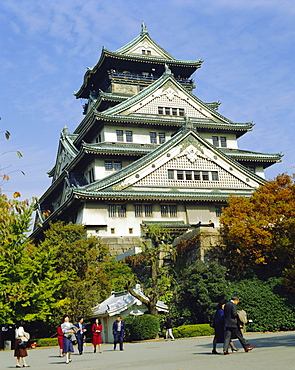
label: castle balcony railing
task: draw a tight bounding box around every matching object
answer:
[108,71,194,87]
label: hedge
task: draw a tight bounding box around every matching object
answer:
[35,338,59,347]
[170,324,214,339]
[124,314,159,341]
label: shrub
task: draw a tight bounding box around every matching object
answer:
[35,338,58,347]
[231,277,295,332]
[124,314,159,341]
[171,324,214,339]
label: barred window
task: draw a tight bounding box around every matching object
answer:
[169,205,177,217]
[105,161,113,170]
[220,137,227,147]
[161,205,169,216]
[144,204,153,217]
[126,131,133,142]
[117,204,126,217]
[215,205,223,217]
[165,107,170,115]
[172,108,177,116]
[212,136,219,147]
[202,171,209,181]
[158,107,164,115]
[212,171,219,181]
[135,204,142,217]
[108,204,116,217]
[116,130,124,142]
[114,162,122,171]
[194,171,201,180]
[185,170,192,180]
[150,132,157,144]
[88,168,94,183]
[159,132,165,144]
[179,108,185,116]
[177,170,184,180]
[168,169,174,179]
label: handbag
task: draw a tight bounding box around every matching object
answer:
[18,340,27,349]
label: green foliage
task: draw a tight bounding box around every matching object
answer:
[171,324,214,338]
[230,277,295,332]
[0,194,64,322]
[124,314,159,341]
[35,338,59,347]
[175,260,228,324]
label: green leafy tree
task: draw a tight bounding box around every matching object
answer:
[175,260,228,324]
[220,174,295,280]
[0,193,66,322]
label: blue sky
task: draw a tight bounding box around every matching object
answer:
[1,0,294,200]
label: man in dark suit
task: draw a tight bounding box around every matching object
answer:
[75,317,87,355]
[223,296,254,355]
[112,316,125,351]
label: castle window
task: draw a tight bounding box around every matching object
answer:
[212,171,219,181]
[169,205,177,217]
[108,204,116,217]
[88,168,95,183]
[202,171,209,181]
[142,50,146,55]
[165,107,170,115]
[126,130,133,142]
[212,136,219,147]
[105,161,122,171]
[161,205,169,216]
[135,204,142,217]
[147,50,151,55]
[105,161,113,170]
[168,169,174,179]
[194,171,201,180]
[220,137,227,147]
[172,108,177,116]
[129,228,133,234]
[150,132,157,144]
[116,130,124,142]
[158,107,164,115]
[111,228,115,234]
[215,205,223,217]
[118,204,126,217]
[144,204,153,217]
[185,170,192,180]
[177,170,184,180]
[114,161,122,171]
[159,132,165,144]
[179,108,185,116]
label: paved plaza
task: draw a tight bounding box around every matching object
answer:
[1,331,294,370]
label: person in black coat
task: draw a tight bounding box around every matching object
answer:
[223,297,254,355]
[112,316,125,351]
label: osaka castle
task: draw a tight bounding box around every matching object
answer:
[32,23,282,254]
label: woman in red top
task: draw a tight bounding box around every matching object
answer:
[92,318,102,353]
[57,324,64,357]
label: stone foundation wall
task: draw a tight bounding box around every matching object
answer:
[100,236,145,256]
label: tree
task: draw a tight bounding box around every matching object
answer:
[220,174,295,279]
[125,224,174,317]
[175,260,228,324]
[0,193,66,323]
[38,221,110,324]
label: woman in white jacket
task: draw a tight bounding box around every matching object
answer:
[14,320,30,368]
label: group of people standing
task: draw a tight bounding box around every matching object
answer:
[212,296,254,355]
[57,315,103,364]
[57,315,125,364]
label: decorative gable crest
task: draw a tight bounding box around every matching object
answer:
[177,144,211,163]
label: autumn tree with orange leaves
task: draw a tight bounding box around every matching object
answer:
[220,174,295,286]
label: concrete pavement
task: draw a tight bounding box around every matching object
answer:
[1,331,294,370]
